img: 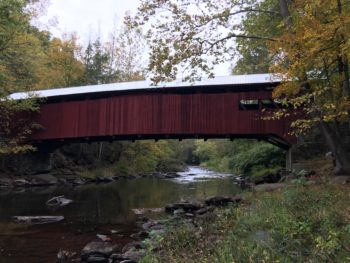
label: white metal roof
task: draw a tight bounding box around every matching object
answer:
[9,73,280,100]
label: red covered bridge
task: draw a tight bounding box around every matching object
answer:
[11,74,295,156]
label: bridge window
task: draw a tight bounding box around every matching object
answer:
[239,99,280,110]
[239,99,259,110]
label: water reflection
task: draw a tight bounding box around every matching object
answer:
[0,167,239,225]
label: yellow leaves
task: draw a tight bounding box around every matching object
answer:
[269,0,350,134]
[273,82,300,98]
[34,36,84,90]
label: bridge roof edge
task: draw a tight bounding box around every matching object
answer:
[9,73,281,100]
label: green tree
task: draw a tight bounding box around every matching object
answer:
[0,0,43,153]
[269,0,350,174]
[82,38,111,85]
[127,0,280,82]
[35,35,84,89]
[0,0,86,154]
[130,0,350,175]
[105,25,146,82]
[233,0,282,74]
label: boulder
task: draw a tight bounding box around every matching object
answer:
[185,213,194,218]
[205,195,242,207]
[0,178,12,188]
[86,255,108,263]
[46,196,73,207]
[165,201,203,213]
[96,176,114,183]
[196,206,215,215]
[13,179,32,187]
[13,215,64,225]
[130,231,149,240]
[110,253,123,260]
[122,242,145,253]
[31,174,58,185]
[81,242,119,261]
[122,248,144,262]
[164,172,180,178]
[142,221,164,231]
[72,178,86,186]
[173,208,185,216]
[254,172,281,184]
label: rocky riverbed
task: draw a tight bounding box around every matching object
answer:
[0,167,240,262]
[77,195,243,263]
[0,172,182,190]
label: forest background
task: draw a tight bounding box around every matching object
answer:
[0,0,346,179]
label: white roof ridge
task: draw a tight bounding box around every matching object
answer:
[9,73,280,100]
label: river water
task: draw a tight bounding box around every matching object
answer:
[0,166,240,262]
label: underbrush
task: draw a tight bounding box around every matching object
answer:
[140,184,350,263]
[250,165,282,182]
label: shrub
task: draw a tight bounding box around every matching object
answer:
[140,184,350,263]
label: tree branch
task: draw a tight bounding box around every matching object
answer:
[194,8,281,28]
[197,33,277,54]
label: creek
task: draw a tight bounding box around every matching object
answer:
[0,166,240,263]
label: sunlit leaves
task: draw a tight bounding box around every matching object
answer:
[270,0,350,134]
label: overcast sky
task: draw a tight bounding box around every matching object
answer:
[40,0,140,42]
[39,0,230,76]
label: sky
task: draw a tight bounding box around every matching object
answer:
[39,0,231,77]
[39,0,140,42]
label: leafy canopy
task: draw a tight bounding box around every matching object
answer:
[127,0,280,82]
[269,0,350,132]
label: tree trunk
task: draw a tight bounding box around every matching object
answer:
[279,0,350,175]
[279,0,292,27]
[317,122,350,175]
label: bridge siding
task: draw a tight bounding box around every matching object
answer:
[31,91,293,144]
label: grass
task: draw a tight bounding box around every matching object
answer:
[250,165,282,182]
[140,183,350,263]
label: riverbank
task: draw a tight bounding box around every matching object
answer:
[139,182,350,262]
[0,171,182,190]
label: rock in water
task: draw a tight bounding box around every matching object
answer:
[165,201,203,213]
[96,234,112,242]
[81,242,119,261]
[13,216,64,225]
[86,255,108,263]
[46,196,73,207]
[122,248,144,262]
[122,242,145,253]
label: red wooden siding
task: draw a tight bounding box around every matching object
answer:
[30,91,295,145]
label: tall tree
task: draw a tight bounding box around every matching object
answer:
[233,0,282,74]
[82,37,111,85]
[35,34,84,89]
[269,0,350,174]
[0,0,43,153]
[0,0,85,154]
[107,25,146,82]
[130,0,350,174]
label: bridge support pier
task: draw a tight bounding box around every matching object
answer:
[286,147,292,172]
[0,142,61,176]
